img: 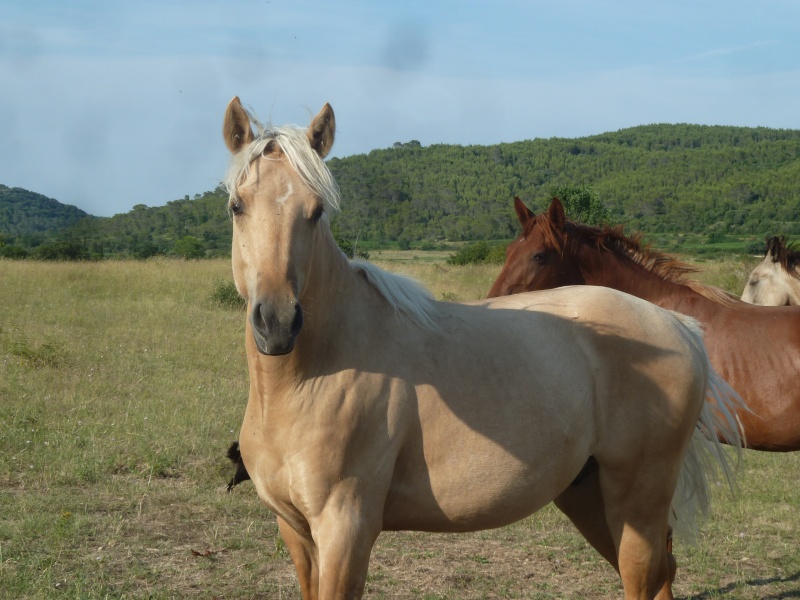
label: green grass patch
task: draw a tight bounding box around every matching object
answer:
[0,257,797,598]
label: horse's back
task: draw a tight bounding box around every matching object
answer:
[481,285,707,367]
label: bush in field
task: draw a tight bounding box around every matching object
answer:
[447,241,507,266]
[0,242,28,258]
[210,279,246,309]
[31,240,89,261]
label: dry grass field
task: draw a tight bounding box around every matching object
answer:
[1,255,798,599]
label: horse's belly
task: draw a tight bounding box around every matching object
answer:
[383,426,590,532]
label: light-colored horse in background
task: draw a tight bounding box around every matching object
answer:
[221,96,743,600]
[742,236,800,306]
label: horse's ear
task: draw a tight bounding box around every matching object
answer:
[513,197,535,227]
[223,96,255,154]
[548,197,566,231]
[307,103,335,158]
[765,236,781,260]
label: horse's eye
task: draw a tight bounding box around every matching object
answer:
[532,252,547,263]
[229,200,244,216]
[310,205,324,223]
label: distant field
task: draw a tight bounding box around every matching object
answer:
[1,256,798,599]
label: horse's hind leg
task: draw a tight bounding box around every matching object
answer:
[554,459,618,569]
[599,466,676,600]
[554,460,677,588]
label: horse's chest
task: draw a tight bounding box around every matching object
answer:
[238,435,315,530]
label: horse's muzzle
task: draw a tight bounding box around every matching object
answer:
[250,300,303,355]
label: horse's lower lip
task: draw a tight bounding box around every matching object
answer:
[253,330,296,356]
[260,343,294,356]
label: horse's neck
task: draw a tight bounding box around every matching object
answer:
[578,247,699,309]
[295,231,392,369]
[246,231,358,392]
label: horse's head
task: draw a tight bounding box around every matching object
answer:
[487,198,583,297]
[222,97,338,355]
[742,237,800,306]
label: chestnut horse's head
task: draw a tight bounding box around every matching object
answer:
[222,97,339,355]
[487,198,583,297]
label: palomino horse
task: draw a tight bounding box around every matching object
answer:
[489,197,800,451]
[222,97,742,600]
[741,236,800,306]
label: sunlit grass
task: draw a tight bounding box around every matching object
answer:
[0,256,797,598]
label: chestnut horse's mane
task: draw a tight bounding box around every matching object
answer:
[535,214,739,306]
[766,236,800,279]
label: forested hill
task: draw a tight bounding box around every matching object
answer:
[328,123,800,242]
[0,185,94,237]
[2,123,800,259]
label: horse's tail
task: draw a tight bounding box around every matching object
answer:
[669,313,747,541]
[226,441,251,492]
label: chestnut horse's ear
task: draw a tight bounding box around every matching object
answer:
[513,197,535,227]
[223,96,255,154]
[548,197,566,231]
[307,103,335,158]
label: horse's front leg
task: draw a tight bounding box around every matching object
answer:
[277,516,319,600]
[311,490,384,599]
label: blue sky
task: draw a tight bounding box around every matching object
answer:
[2,0,799,217]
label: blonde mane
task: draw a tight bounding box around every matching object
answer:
[351,260,442,331]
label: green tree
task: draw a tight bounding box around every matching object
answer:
[173,236,205,259]
[0,233,28,258]
[549,185,611,226]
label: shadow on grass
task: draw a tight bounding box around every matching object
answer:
[682,571,800,599]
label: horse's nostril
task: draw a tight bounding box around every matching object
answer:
[290,303,303,335]
[251,302,266,328]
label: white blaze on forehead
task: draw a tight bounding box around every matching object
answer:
[275,182,293,205]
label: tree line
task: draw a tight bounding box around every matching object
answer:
[2,123,799,260]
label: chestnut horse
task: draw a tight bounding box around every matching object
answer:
[741,236,800,306]
[489,197,800,451]
[222,97,742,600]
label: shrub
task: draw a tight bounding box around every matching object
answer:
[447,241,507,266]
[209,279,246,309]
[0,243,28,258]
[31,240,89,261]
